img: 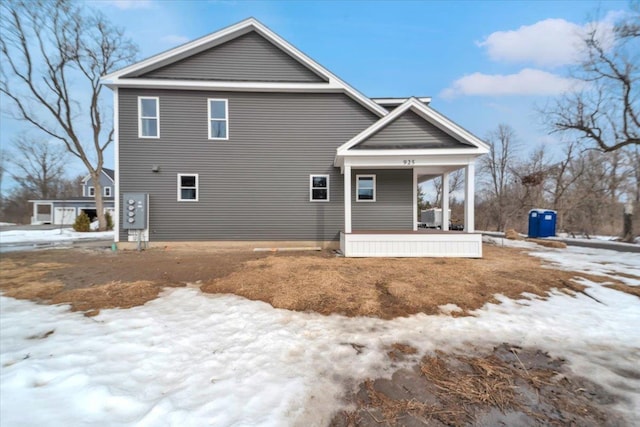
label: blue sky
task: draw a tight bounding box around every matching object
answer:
[1,0,632,191]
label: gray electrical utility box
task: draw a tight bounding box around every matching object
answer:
[122,193,148,230]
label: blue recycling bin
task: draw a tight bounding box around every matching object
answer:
[528,209,557,238]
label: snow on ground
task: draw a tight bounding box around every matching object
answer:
[0,228,113,244]
[1,244,640,426]
[484,235,640,286]
[0,222,16,226]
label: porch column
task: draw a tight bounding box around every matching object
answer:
[344,165,352,233]
[464,162,475,233]
[412,168,418,231]
[442,172,450,231]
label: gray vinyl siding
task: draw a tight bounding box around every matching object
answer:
[118,90,378,241]
[351,169,413,230]
[138,32,326,83]
[355,110,471,149]
[84,173,114,197]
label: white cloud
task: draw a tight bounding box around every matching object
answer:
[477,13,619,67]
[161,34,190,46]
[440,68,583,99]
[103,0,153,10]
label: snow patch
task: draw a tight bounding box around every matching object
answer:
[438,303,463,315]
[0,228,113,244]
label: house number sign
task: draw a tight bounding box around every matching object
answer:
[403,159,415,165]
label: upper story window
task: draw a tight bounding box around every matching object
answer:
[208,99,228,140]
[104,187,112,197]
[178,174,198,202]
[88,186,95,197]
[310,175,329,202]
[356,174,376,202]
[139,97,159,138]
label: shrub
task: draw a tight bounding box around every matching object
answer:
[73,211,91,232]
[105,211,114,230]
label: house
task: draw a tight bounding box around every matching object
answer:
[101,18,489,257]
[29,168,116,225]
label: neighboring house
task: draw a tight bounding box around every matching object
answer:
[101,18,489,257]
[29,168,116,225]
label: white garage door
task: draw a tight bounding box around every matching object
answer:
[54,207,76,225]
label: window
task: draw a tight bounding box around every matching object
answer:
[310,175,329,201]
[208,99,228,140]
[356,175,376,201]
[139,97,159,138]
[178,174,198,201]
[104,187,112,197]
[88,186,95,197]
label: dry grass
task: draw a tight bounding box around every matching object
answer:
[361,380,439,423]
[0,243,627,319]
[0,259,66,300]
[0,256,179,315]
[387,343,419,362]
[526,238,567,249]
[202,245,619,319]
[50,281,170,315]
[420,353,516,411]
[505,229,524,240]
[334,344,618,427]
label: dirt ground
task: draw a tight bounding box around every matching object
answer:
[1,242,636,426]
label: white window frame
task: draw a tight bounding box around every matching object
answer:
[104,187,112,197]
[88,186,95,197]
[356,174,376,202]
[309,174,330,202]
[207,98,229,140]
[177,173,199,202]
[138,96,160,139]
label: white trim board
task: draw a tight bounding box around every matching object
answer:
[372,97,432,106]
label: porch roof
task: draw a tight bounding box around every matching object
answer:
[334,98,488,169]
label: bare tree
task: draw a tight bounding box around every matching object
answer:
[0,0,137,230]
[511,145,549,212]
[10,135,68,199]
[480,124,520,231]
[0,149,6,196]
[544,141,585,230]
[432,169,464,206]
[545,7,639,152]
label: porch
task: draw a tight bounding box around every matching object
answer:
[340,229,482,257]
[334,97,489,258]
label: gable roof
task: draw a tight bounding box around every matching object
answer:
[337,98,489,155]
[82,168,115,184]
[372,97,432,107]
[101,18,387,117]
[353,110,473,150]
[132,31,328,83]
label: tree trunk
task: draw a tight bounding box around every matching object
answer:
[622,203,634,243]
[91,172,107,231]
